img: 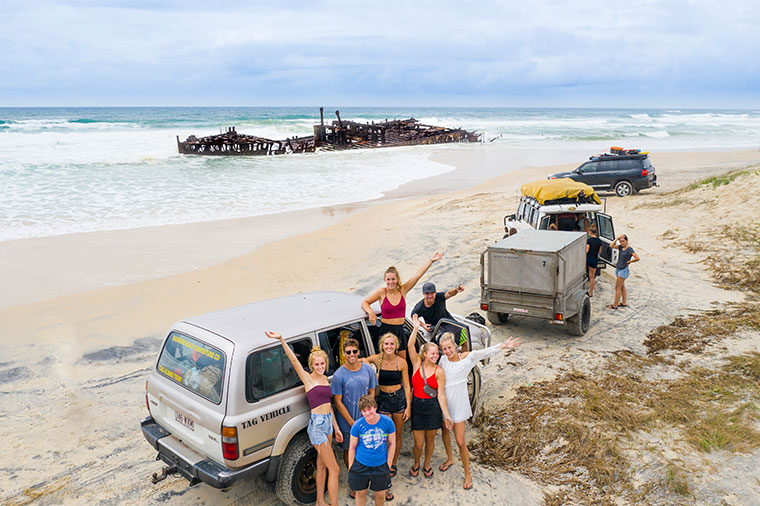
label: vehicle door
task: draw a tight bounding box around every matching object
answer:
[574,161,600,187]
[596,212,618,266]
[597,160,618,189]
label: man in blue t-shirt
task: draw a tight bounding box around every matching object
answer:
[349,395,396,506]
[332,338,377,467]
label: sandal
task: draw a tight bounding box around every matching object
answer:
[463,480,473,490]
[385,489,394,501]
[423,467,434,478]
[390,464,397,477]
[606,304,618,310]
[439,461,453,472]
[619,303,628,307]
[409,465,420,477]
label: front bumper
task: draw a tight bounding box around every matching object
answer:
[141,416,269,489]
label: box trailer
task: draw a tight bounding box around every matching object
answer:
[480,229,591,335]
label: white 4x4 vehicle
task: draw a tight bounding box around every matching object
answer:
[504,179,618,267]
[141,291,490,505]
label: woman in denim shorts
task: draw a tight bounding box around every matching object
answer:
[267,332,343,506]
[361,332,411,480]
[607,234,640,309]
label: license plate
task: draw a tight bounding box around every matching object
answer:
[512,308,528,314]
[175,410,195,431]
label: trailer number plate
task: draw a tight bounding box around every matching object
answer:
[512,308,528,313]
[175,410,195,431]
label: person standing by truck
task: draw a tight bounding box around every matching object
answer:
[361,252,445,360]
[607,234,640,309]
[265,332,343,506]
[586,224,603,297]
[411,282,464,343]
[332,338,377,499]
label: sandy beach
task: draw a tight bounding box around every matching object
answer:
[2,146,760,505]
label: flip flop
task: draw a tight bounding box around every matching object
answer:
[385,489,394,501]
[423,467,434,478]
[390,464,397,477]
[349,490,356,499]
[606,305,618,310]
[463,480,473,490]
[409,465,420,477]
[619,303,628,307]
[439,461,454,472]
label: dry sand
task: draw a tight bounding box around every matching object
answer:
[2,146,760,505]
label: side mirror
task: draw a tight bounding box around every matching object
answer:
[574,168,582,174]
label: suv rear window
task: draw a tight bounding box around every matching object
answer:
[157,332,226,404]
[246,338,312,402]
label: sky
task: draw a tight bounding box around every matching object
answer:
[1,0,758,108]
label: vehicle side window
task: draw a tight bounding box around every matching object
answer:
[618,159,638,170]
[517,201,525,220]
[642,158,653,169]
[156,332,226,404]
[580,162,598,173]
[539,216,551,230]
[318,322,369,373]
[597,213,615,241]
[599,160,617,172]
[245,338,312,402]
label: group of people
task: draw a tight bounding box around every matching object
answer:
[268,252,520,506]
[585,225,640,307]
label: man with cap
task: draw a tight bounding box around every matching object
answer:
[411,282,464,343]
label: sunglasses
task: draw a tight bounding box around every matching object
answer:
[344,349,359,355]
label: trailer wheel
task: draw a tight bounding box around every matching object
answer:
[487,311,509,325]
[567,295,591,336]
[276,432,317,506]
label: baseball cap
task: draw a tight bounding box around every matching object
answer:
[422,282,436,293]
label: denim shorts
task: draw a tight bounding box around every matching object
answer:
[376,389,407,414]
[615,266,630,279]
[307,412,333,446]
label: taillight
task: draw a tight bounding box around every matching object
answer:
[555,313,564,321]
[222,426,239,460]
[145,379,150,414]
[641,168,649,176]
[481,303,489,311]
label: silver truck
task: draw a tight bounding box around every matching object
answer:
[140,291,490,505]
[480,229,591,335]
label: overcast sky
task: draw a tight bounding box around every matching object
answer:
[1,0,758,108]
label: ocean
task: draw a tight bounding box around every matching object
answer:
[1,107,758,242]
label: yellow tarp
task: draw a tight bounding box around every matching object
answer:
[520,178,601,205]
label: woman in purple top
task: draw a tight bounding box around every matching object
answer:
[267,332,343,506]
[607,234,640,309]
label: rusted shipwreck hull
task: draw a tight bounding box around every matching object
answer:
[177,109,480,156]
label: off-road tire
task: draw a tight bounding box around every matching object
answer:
[614,180,633,197]
[567,295,591,336]
[276,432,318,506]
[487,311,509,325]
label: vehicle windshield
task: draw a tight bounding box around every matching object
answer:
[157,332,226,404]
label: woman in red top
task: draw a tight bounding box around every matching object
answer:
[361,252,444,361]
[406,314,453,478]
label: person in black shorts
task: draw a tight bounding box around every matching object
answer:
[586,224,603,297]
[348,395,397,505]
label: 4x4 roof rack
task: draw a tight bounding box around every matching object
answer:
[589,146,649,161]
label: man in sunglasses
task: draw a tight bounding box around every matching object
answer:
[332,338,377,480]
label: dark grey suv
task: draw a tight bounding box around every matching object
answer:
[549,148,658,197]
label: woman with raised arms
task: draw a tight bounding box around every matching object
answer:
[406,314,453,479]
[437,332,521,489]
[266,332,342,506]
[361,252,444,361]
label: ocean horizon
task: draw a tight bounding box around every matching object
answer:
[2,106,759,242]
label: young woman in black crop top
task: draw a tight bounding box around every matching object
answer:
[361,332,411,477]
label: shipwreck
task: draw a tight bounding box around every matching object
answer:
[177,108,480,156]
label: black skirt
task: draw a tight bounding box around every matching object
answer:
[411,396,442,431]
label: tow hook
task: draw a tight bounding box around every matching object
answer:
[151,464,178,484]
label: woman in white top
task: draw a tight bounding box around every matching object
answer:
[437,332,520,490]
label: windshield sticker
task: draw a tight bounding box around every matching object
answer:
[159,364,182,382]
[172,334,221,361]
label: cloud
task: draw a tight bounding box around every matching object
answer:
[1,0,758,106]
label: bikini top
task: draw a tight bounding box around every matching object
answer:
[412,365,438,399]
[305,384,331,410]
[380,292,406,319]
[378,357,403,386]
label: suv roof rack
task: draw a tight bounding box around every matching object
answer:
[589,146,649,161]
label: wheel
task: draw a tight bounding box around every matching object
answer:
[275,432,318,506]
[567,295,591,336]
[614,180,633,197]
[487,311,509,325]
[467,366,482,416]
